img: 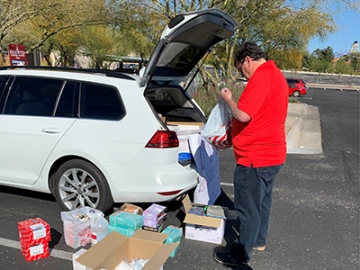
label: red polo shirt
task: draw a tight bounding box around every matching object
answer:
[232,60,288,167]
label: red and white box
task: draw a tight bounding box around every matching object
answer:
[18,218,51,262]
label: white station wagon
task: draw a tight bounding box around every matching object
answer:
[0,9,236,212]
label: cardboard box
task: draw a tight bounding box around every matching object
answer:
[109,211,143,230]
[73,249,90,270]
[167,122,203,136]
[143,204,166,221]
[142,222,165,233]
[166,122,204,127]
[182,195,225,244]
[18,218,51,262]
[20,243,50,262]
[18,218,51,246]
[76,230,178,270]
[184,220,225,245]
[119,203,143,215]
[115,261,163,270]
[161,226,182,258]
[108,225,136,237]
[144,213,166,228]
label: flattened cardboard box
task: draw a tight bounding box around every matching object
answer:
[167,122,203,135]
[166,122,204,127]
[76,230,178,270]
[182,194,225,244]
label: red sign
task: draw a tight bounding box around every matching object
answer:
[8,44,27,66]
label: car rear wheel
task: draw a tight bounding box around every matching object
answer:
[293,90,300,97]
[53,159,114,212]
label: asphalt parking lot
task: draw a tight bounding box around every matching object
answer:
[282,71,360,88]
[0,87,358,270]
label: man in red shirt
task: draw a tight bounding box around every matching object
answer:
[214,42,288,268]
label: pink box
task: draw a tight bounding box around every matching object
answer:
[144,213,167,228]
[143,204,166,221]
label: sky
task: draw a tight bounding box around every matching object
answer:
[307,9,359,55]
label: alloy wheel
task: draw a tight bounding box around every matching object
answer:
[58,168,100,210]
[293,91,300,97]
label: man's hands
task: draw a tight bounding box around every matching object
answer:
[220,88,233,105]
[220,88,251,123]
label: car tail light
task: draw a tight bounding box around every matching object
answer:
[146,130,179,148]
[157,189,183,196]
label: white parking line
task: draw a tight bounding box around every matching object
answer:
[48,248,73,261]
[0,237,73,261]
[1,185,235,261]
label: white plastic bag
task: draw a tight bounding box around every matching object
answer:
[61,207,104,249]
[193,176,210,205]
[201,98,232,149]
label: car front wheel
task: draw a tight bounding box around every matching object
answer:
[53,159,114,212]
[293,90,300,97]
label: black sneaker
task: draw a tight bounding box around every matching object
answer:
[213,250,251,269]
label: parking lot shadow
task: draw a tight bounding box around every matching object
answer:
[215,189,240,250]
[49,228,62,249]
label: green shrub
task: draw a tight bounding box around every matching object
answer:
[193,80,244,117]
[288,97,299,103]
[193,80,297,116]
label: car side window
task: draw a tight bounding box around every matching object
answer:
[4,76,63,116]
[55,81,79,118]
[0,76,11,113]
[80,82,125,120]
[287,79,296,88]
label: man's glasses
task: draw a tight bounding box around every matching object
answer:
[236,59,245,71]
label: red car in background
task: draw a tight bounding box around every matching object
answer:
[286,78,307,97]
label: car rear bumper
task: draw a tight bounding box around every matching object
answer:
[300,88,307,95]
[101,161,199,203]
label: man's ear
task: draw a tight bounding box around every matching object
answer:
[245,56,251,66]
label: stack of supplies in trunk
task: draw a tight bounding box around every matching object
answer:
[142,204,167,232]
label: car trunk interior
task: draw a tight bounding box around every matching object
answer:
[145,85,204,166]
[145,86,205,124]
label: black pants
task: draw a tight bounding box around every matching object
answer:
[233,164,283,263]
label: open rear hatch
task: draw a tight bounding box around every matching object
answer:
[142,9,237,165]
[142,8,236,123]
[141,9,237,88]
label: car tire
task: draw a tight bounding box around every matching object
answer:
[293,91,300,97]
[53,159,114,212]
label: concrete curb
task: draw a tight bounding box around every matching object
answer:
[286,117,302,150]
[307,83,360,91]
[286,103,323,154]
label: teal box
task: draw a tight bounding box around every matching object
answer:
[162,226,183,257]
[108,225,136,237]
[109,212,143,230]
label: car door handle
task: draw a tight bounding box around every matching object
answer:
[41,127,61,134]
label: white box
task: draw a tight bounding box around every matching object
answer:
[73,249,90,270]
[185,219,225,244]
[182,195,226,244]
